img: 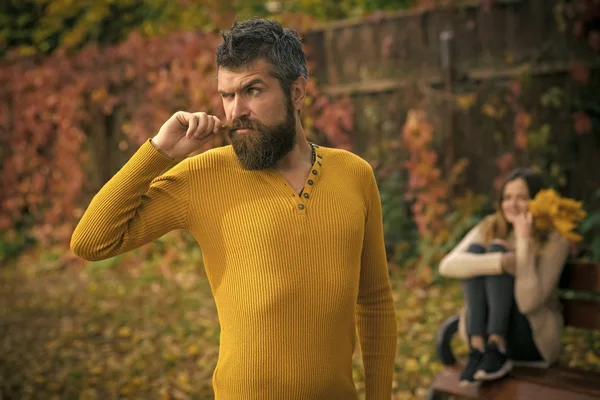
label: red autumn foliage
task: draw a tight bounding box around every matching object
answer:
[493,152,515,193]
[569,61,591,85]
[0,30,353,246]
[572,111,593,135]
[402,110,449,238]
[513,110,531,150]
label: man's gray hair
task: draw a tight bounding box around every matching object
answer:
[216,18,309,96]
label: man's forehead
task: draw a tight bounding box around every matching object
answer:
[217,60,273,89]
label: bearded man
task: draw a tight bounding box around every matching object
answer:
[71,18,397,400]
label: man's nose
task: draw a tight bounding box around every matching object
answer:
[231,97,249,121]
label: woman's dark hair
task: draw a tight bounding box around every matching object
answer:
[500,168,545,202]
[216,18,308,98]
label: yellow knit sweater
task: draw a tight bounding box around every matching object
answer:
[71,139,398,399]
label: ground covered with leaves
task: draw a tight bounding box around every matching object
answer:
[1,242,599,400]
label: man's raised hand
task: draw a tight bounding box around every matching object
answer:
[151,111,222,161]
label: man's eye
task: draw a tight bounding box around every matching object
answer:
[248,88,260,95]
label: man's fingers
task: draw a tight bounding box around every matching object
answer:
[178,112,221,141]
[176,111,191,124]
[192,112,208,139]
[213,116,222,133]
[204,117,215,137]
[185,114,198,139]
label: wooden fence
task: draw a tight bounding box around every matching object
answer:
[303,0,600,200]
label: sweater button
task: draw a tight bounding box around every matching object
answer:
[298,204,305,210]
[312,170,318,175]
[303,193,310,199]
[308,180,313,185]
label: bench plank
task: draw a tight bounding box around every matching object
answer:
[563,299,600,330]
[430,365,481,398]
[511,366,600,399]
[561,262,600,293]
[431,364,600,400]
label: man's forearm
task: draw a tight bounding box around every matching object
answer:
[71,139,184,261]
[356,292,397,399]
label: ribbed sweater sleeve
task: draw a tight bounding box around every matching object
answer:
[70,139,190,261]
[514,231,569,314]
[356,172,398,400]
[438,222,504,279]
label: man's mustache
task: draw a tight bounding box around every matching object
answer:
[223,117,263,133]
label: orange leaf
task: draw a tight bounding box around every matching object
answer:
[496,153,515,171]
[515,129,528,149]
[569,61,590,85]
[589,31,600,53]
[572,111,592,135]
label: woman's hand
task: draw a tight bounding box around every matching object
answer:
[513,211,533,239]
[501,252,516,275]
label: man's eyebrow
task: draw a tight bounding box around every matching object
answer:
[218,78,266,95]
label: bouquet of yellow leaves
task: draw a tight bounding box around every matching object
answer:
[529,189,587,242]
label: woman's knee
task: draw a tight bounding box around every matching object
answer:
[487,242,508,253]
[467,243,486,254]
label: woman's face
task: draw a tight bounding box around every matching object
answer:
[501,178,530,224]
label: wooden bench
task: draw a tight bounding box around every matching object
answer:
[428,261,600,400]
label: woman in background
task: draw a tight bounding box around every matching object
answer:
[439,168,570,386]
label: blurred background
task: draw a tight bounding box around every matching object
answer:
[1,0,599,399]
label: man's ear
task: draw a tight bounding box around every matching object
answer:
[290,76,307,111]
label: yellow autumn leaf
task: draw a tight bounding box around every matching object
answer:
[406,296,420,309]
[90,366,103,375]
[417,265,434,284]
[529,189,586,242]
[395,391,413,400]
[177,371,189,385]
[160,388,171,400]
[561,230,583,242]
[187,344,200,356]
[131,376,145,386]
[554,218,576,233]
[456,93,477,110]
[91,88,108,102]
[505,51,516,64]
[585,351,599,365]
[404,358,420,373]
[118,327,131,337]
[482,103,505,119]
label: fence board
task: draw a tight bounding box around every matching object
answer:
[303,0,600,200]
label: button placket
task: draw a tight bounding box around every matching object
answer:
[295,150,323,214]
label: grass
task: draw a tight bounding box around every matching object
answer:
[1,242,599,399]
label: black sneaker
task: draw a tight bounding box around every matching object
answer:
[474,342,513,381]
[459,348,484,386]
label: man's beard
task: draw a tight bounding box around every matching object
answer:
[224,101,297,170]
